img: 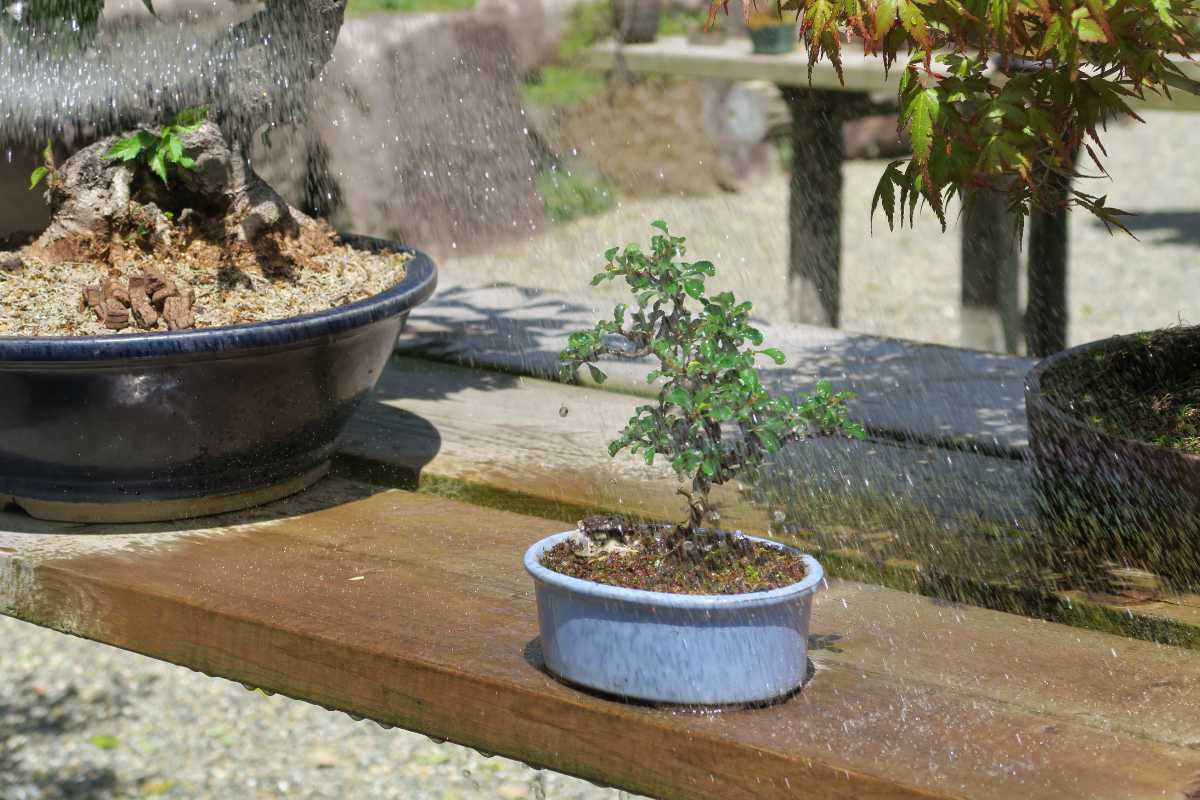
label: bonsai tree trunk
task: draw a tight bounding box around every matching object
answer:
[29,121,335,272]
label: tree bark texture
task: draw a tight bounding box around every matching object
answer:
[30,121,333,268]
[782,87,847,328]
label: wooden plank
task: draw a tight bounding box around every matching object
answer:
[5,484,1200,799]
[584,37,1200,113]
[584,37,900,94]
[342,357,1200,639]
[398,283,1033,454]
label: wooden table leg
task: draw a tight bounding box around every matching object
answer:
[1026,172,1071,357]
[961,187,1021,353]
[781,87,845,328]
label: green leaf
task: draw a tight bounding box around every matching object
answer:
[871,165,898,230]
[41,139,52,162]
[897,0,929,47]
[1152,0,1178,27]
[102,131,156,163]
[650,219,669,233]
[874,0,898,37]
[667,387,692,410]
[176,155,197,171]
[683,278,705,300]
[586,364,606,384]
[171,106,209,132]
[28,166,47,190]
[760,347,786,365]
[903,86,940,163]
[163,132,184,162]
[149,148,169,184]
[89,735,119,750]
[1071,6,1106,42]
[141,0,156,14]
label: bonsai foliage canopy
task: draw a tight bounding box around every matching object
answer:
[560,221,865,532]
[709,0,1200,231]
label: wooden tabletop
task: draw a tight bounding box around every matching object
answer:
[5,482,1200,800]
[584,36,1200,113]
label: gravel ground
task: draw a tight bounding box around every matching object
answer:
[439,112,1200,351]
[0,616,629,800]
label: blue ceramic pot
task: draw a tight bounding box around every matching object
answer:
[0,234,436,522]
[525,531,823,705]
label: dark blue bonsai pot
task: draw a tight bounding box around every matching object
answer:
[0,234,436,522]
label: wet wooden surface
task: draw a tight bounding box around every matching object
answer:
[344,356,1200,635]
[5,484,1200,800]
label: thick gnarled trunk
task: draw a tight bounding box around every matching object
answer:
[30,121,334,269]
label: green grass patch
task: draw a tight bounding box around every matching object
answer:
[521,65,607,109]
[347,0,474,15]
[536,167,615,224]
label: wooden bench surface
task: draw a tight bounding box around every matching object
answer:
[353,355,1200,639]
[5,482,1200,800]
[584,36,1200,113]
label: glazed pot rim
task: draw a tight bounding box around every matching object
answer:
[1025,327,1200,461]
[524,530,824,610]
[0,234,437,362]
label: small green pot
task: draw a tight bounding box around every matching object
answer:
[749,24,796,55]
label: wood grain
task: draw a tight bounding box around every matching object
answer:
[5,485,1200,799]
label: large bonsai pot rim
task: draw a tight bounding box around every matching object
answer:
[525,530,823,705]
[1024,328,1200,585]
[1025,330,1200,461]
[0,234,436,363]
[0,234,437,523]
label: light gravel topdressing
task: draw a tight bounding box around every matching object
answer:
[0,247,409,338]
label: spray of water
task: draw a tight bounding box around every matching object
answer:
[0,0,347,146]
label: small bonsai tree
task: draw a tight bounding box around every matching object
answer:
[559,221,865,552]
[708,0,1200,232]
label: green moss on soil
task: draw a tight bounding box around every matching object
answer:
[1044,327,1200,455]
